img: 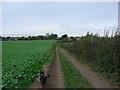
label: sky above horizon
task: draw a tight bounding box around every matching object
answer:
[2,2,118,37]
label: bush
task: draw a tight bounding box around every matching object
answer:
[60,32,120,87]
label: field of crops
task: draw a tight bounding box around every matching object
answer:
[2,40,55,88]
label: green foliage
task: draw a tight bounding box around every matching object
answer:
[49,33,58,39]
[60,33,120,87]
[61,34,68,39]
[2,40,56,88]
[58,48,93,88]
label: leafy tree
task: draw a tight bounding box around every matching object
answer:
[61,34,68,39]
[6,36,11,40]
[49,33,58,39]
[37,35,44,40]
[28,36,31,40]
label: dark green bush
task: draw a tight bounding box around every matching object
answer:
[60,32,120,87]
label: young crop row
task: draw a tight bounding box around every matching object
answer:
[2,40,55,88]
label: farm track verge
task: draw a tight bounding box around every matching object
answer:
[45,47,65,88]
[59,47,114,88]
[31,47,65,88]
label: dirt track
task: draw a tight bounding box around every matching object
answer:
[59,47,113,88]
[31,47,65,88]
[31,47,114,88]
[45,48,65,88]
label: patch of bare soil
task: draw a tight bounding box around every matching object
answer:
[59,47,115,88]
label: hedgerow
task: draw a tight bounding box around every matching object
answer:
[60,32,120,87]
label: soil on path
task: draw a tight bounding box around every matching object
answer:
[31,65,49,88]
[31,47,65,88]
[59,47,114,88]
[45,47,65,88]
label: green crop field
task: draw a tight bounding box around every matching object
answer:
[2,40,55,88]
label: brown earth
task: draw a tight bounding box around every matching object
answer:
[59,47,115,88]
[30,64,49,88]
[31,47,65,88]
[31,46,115,89]
[45,47,65,88]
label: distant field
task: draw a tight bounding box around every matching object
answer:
[2,40,55,88]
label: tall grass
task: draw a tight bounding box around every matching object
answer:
[60,31,120,87]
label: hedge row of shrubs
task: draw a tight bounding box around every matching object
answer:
[60,32,120,87]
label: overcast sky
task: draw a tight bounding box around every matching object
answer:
[2,2,118,37]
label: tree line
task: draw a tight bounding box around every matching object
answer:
[0,33,70,41]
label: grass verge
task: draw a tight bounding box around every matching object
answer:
[64,48,118,87]
[58,47,93,88]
